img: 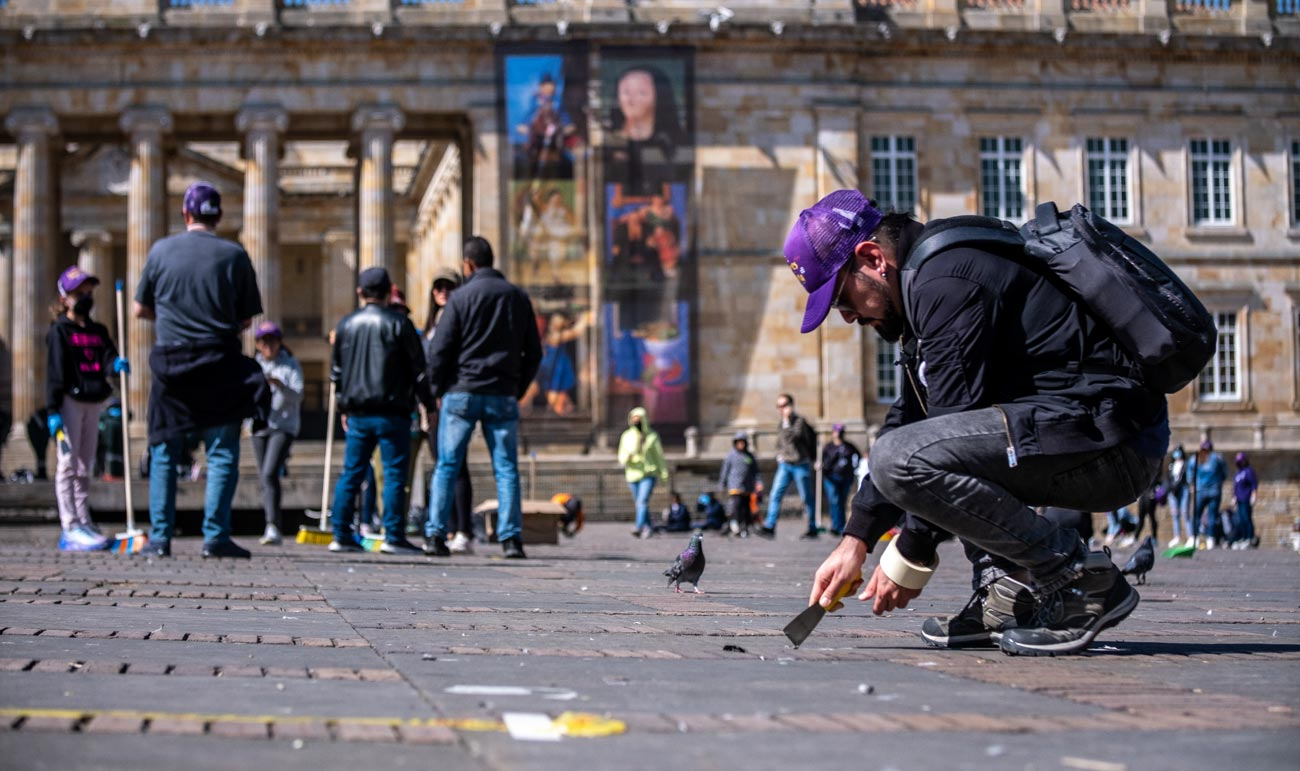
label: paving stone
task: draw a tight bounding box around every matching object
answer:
[187,633,221,643]
[208,720,270,740]
[80,661,126,675]
[30,660,77,673]
[226,634,260,644]
[396,723,457,744]
[335,722,398,742]
[151,631,187,642]
[357,668,403,682]
[20,715,80,732]
[312,667,361,681]
[170,664,216,677]
[123,663,170,676]
[300,638,335,648]
[83,715,145,734]
[270,720,331,741]
[264,666,310,679]
[112,630,149,640]
[260,635,295,645]
[1,627,41,636]
[145,717,208,736]
[0,659,35,671]
[219,666,265,678]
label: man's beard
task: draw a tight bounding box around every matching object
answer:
[858,279,905,342]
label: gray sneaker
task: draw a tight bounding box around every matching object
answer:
[999,549,1139,657]
[259,524,282,546]
[920,575,1037,649]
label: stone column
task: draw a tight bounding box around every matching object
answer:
[5,107,60,453]
[813,106,866,428]
[236,105,288,332]
[321,230,357,338]
[466,105,502,264]
[351,105,405,275]
[71,229,114,298]
[120,106,172,433]
[0,228,13,456]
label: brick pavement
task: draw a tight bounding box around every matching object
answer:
[0,523,1297,770]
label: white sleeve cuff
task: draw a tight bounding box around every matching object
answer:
[878,538,939,590]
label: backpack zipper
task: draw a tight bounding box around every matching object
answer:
[993,404,1018,468]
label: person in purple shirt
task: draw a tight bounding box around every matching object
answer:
[1231,452,1258,549]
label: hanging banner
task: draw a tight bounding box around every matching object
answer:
[598,48,695,432]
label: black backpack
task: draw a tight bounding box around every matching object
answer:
[902,202,1216,394]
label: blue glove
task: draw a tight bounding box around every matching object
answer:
[113,357,130,375]
[47,412,63,437]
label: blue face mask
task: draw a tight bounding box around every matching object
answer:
[1172,450,1183,460]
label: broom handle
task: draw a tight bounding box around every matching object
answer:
[114,281,137,534]
[319,380,337,530]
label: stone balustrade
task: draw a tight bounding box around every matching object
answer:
[0,0,1293,37]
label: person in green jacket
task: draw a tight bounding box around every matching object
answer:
[618,406,668,538]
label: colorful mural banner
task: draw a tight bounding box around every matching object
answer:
[599,48,694,431]
[499,45,593,421]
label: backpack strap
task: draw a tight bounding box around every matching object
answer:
[900,216,1025,313]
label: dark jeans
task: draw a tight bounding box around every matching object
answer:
[823,477,853,533]
[251,431,294,528]
[1234,500,1255,544]
[1193,492,1221,539]
[426,432,473,536]
[331,413,410,545]
[869,407,1166,594]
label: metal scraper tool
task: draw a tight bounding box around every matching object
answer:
[783,575,862,648]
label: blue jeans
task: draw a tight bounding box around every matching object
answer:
[629,476,657,531]
[1193,491,1220,539]
[148,421,241,545]
[1234,500,1255,544]
[764,461,816,531]
[823,477,852,533]
[869,407,1165,594]
[331,413,410,544]
[427,393,521,543]
[1168,486,1191,540]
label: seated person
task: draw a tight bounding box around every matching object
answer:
[696,492,728,531]
[660,491,693,533]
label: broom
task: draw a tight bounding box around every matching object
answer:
[110,280,146,554]
[297,380,336,546]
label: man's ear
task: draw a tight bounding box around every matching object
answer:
[852,240,888,274]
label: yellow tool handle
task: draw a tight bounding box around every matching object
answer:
[826,574,863,612]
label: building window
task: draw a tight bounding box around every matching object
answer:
[979,136,1024,221]
[871,136,917,214]
[1198,311,1241,401]
[1292,140,1300,225]
[876,340,901,403]
[1085,137,1131,223]
[1190,138,1234,226]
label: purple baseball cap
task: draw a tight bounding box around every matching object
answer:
[183,181,222,218]
[784,190,884,334]
[57,265,99,297]
[832,422,845,433]
[254,320,282,340]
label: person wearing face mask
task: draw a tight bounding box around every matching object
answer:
[45,266,129,551]
[251,321,303,546]
[1230,452,1258,550]
[618,406,669,539]
[1165,445,1192,548]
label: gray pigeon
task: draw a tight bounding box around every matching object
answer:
[1121,535,1155,585]
[664,532,705,594]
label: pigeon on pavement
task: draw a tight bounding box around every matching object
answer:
[665,532,705,594]
[1121,535,1155,585]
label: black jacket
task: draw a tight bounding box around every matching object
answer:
[845,220,1168,563]
[331,303,431,416]
[46,316,118,411]
[426,268,542,401]
[147,338,270,445]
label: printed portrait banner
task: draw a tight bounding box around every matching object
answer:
[599,48,695,432]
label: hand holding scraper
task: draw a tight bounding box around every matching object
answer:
[783,572,863,648]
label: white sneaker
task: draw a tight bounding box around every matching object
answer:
[1167,537,1181,549]
[328,539,364,553]
[73,527,108,548]
[259,524,282,546]
[1205,537,1216,550]
[1183,536,1196,549]
[448,533,473,554]
[1118,536,1136,548]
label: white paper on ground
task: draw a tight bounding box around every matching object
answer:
[503,712,563,742]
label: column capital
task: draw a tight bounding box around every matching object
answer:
[5,106,59,141]
[70,229,112,249]
[351,104,405,136]
[119,106,174,140]
[236,104,289,136]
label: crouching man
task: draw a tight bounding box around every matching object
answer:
[789,191,1168,656]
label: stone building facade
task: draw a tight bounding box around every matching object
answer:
[1,0,1298,537]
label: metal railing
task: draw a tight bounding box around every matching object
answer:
[963,0,1027,10]
[1070,0,1132,10]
